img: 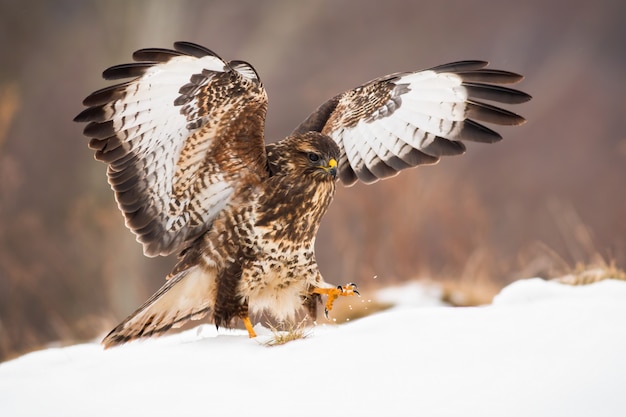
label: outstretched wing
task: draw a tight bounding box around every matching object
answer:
[293,61,531,185]
[75,42,268,256]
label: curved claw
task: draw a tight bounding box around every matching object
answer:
[347,283,359,296]
[313,282,361,319]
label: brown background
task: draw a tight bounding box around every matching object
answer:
[1,0,625,360]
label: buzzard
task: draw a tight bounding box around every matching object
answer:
[75,42,530,347]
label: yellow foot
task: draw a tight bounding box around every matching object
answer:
[313,283,360,318]
[241,316,257,338]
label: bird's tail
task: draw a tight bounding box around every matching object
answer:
[102,265,216,348]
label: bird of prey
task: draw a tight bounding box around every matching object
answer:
[74,42,530,347]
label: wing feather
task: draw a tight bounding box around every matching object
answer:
[102,265,215,348]
[131,47,185,62]
[455,69,524,84]
[355,121,399,180]
[75,42,268,256]
[463,82,531,104]
[102,63,155,80]
[363,121,412,171]
[293,61,531,186]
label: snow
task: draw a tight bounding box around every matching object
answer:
[1,278,626,417]
[374,280,448,307]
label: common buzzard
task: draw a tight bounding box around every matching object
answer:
[74,42,530,347]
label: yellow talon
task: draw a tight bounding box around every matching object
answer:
[313,283,360,318]
[242,316,257,338]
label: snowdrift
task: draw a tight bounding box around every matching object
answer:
[1,278,625,417]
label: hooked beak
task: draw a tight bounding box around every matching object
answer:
[320,158,337,179]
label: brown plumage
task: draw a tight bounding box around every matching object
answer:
[74,42,530,347]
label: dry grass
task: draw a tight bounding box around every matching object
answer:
[262,319,311,347]
[552,262,626,286]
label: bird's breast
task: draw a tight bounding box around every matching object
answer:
[239,239,320,321]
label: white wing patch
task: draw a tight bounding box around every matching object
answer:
[311,62,530,185]
[106,55,233,252]
[76,43,268,256]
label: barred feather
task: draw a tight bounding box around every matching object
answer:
[75,43,268,256]
[294,61,531,185]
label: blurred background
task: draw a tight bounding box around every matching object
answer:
[1,0,625,360]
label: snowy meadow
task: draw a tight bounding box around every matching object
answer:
[1,277,625,417]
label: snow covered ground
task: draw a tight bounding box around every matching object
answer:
[1,278,625,417]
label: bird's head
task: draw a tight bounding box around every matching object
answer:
[267,131,340,181]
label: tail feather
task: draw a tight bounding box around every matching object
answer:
[102,266,216,348]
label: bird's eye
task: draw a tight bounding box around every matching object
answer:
[308,152,321,163]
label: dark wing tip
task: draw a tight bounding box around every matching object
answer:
[74,106,98,123]
[83,120,115,139]
[173,41,219,58]
[459,120,504,143]
[428,60,489,73]
[466,101,527,126]
[103,62,155,80]
[132,42,222,62]
[132,47,184,62]
[457,69,525,84]
[464,83,533,104]
[80,82,131,106]
[420,137,467,157]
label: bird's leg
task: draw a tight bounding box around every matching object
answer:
[241,316,257,338]
[313,283,360,318]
